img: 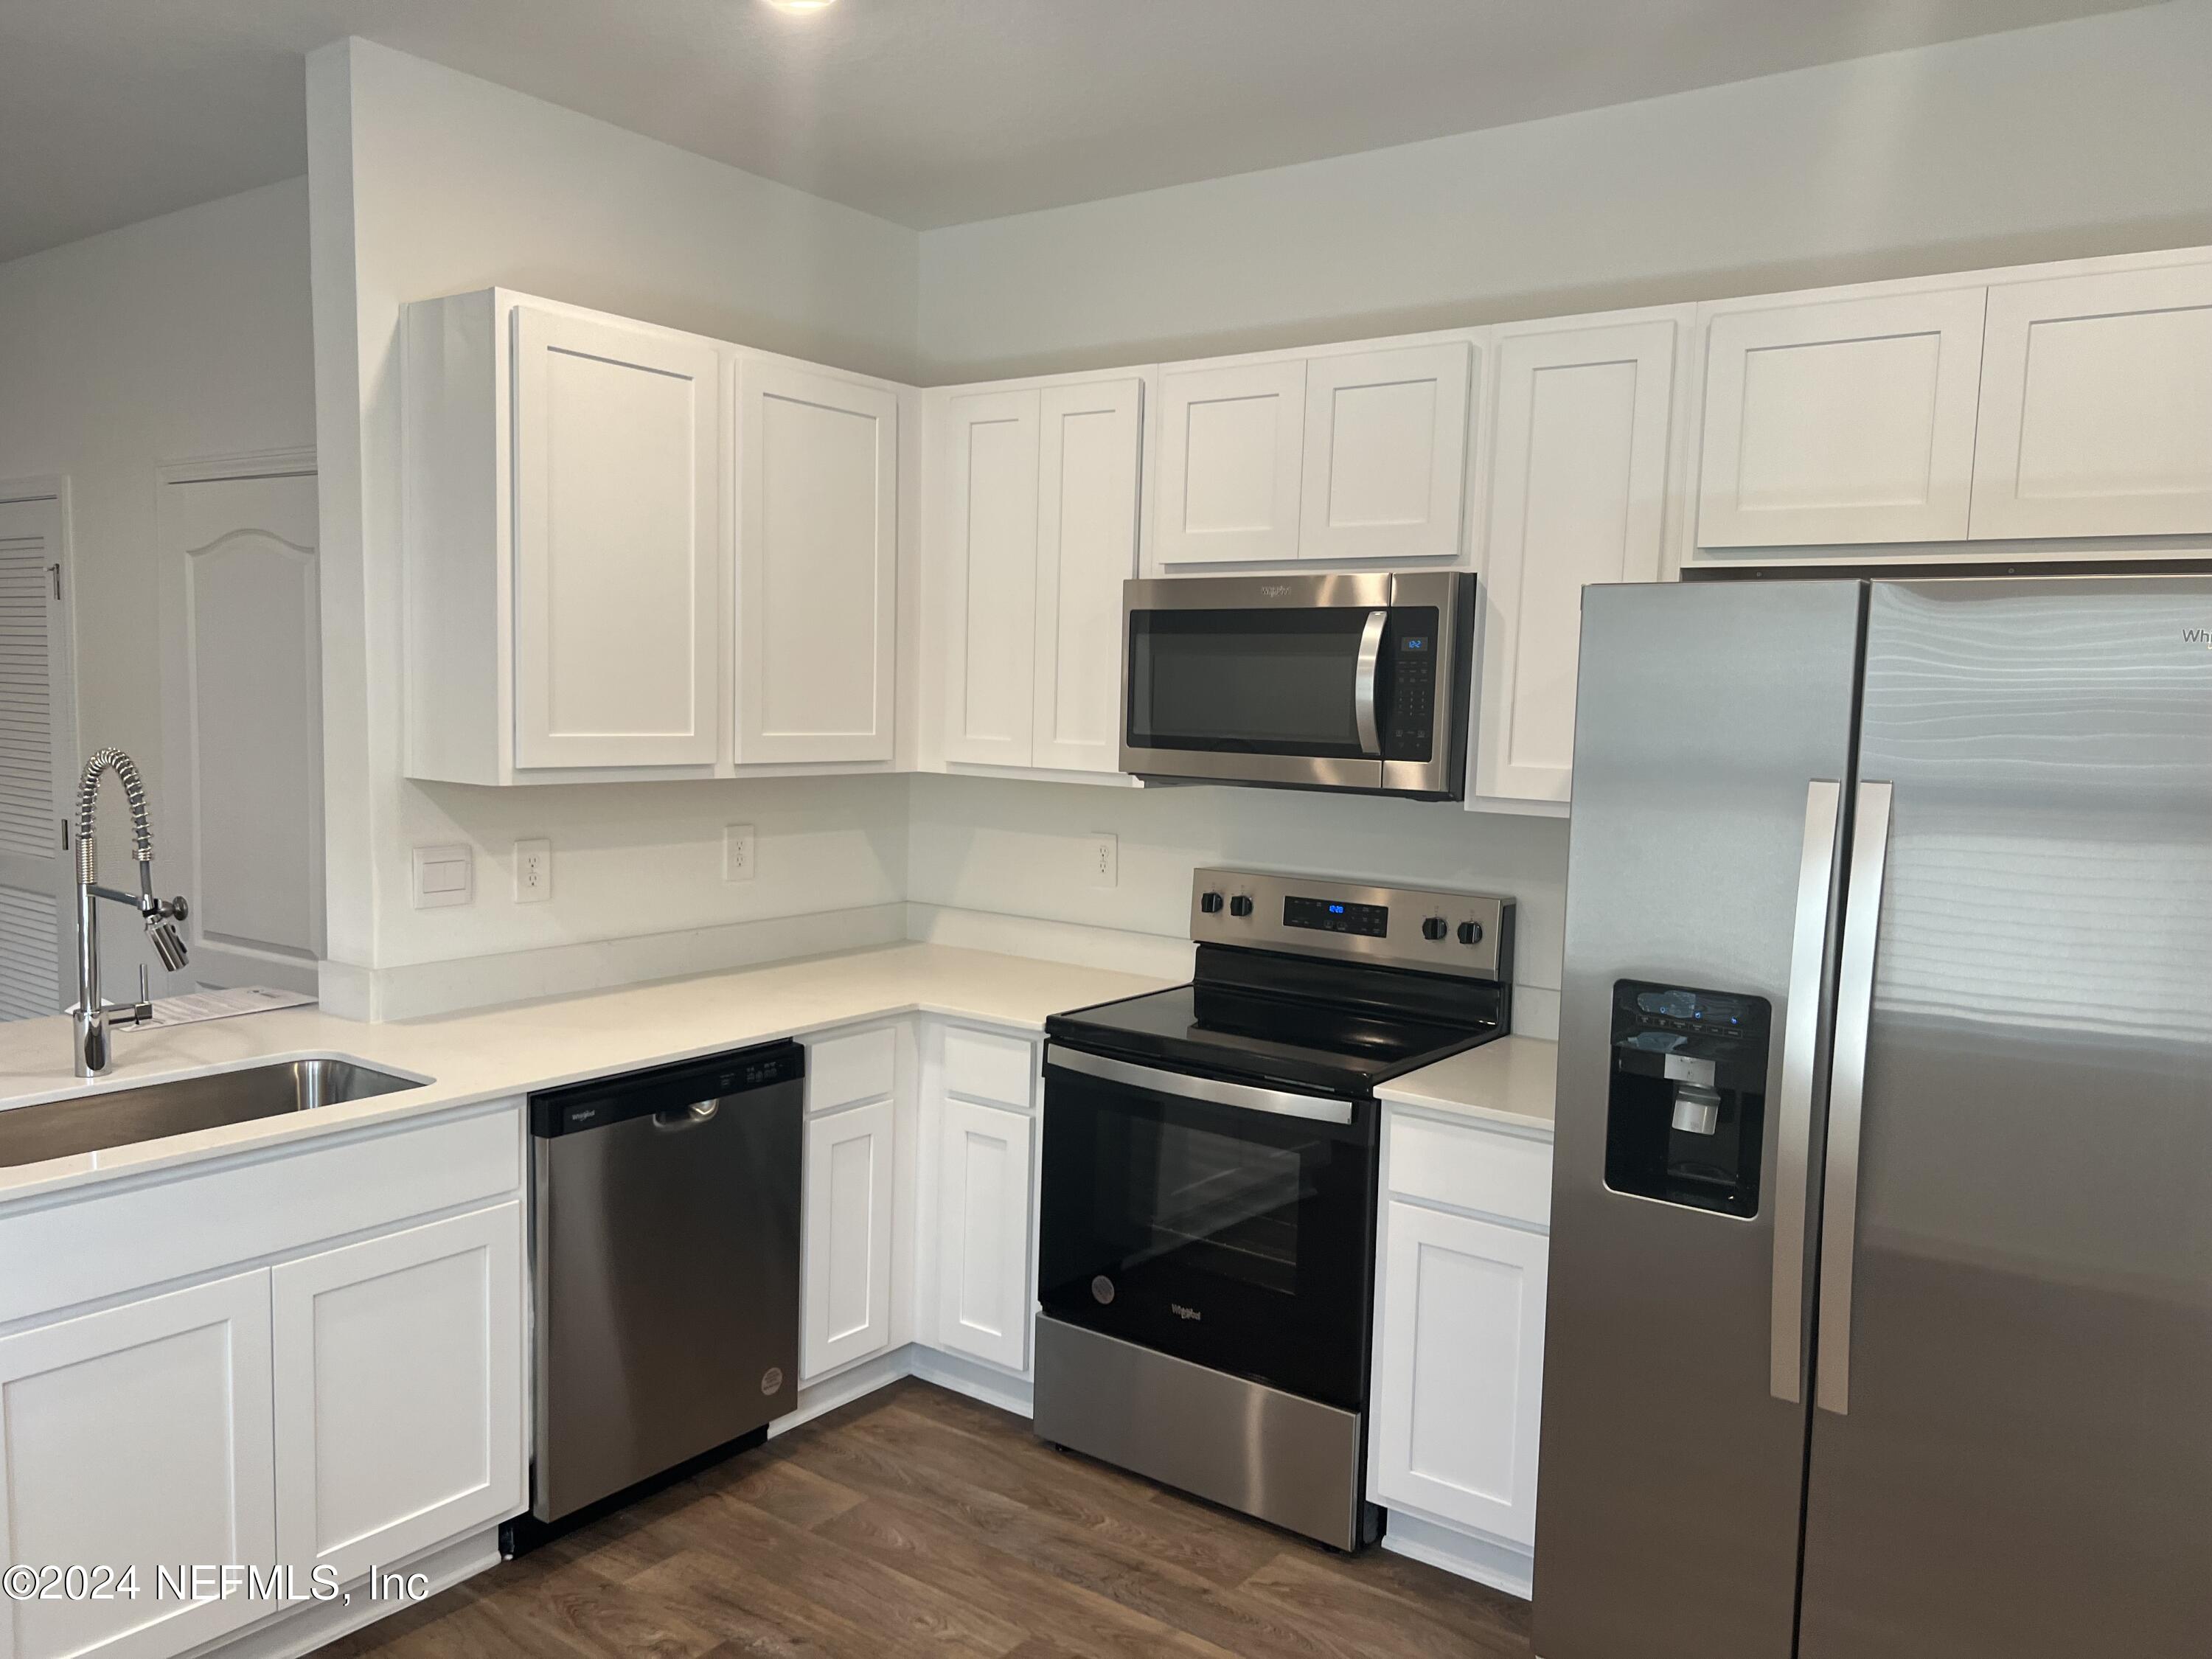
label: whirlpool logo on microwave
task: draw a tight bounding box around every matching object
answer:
[2186,626,2212,648]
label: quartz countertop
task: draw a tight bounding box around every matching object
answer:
[0,943,1172,1205]
[1377,1034,1558,1134]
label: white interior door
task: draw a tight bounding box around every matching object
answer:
[736,361,899,765]
[512,305,721,771]
[158,468,322,994]
[0,493,75,1020]
[1032,378,1141,773]
[940,389,1040,767]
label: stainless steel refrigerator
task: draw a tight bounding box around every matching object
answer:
[1534,576,2211,1659]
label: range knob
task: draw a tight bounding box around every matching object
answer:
[1421,915,1449,942]
[1229,894,1255,919]
[1200,891,1224,914]
[1458,920,1484,946]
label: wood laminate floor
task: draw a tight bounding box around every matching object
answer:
[321,1378,1533,1659]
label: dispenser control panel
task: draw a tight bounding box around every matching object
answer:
[1603,978,1773,1217]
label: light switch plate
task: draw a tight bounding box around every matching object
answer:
[724,824,756,883]
[412,844,473,909]
[513,838,552,902]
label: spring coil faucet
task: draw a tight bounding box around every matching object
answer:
[72,748,190,1078]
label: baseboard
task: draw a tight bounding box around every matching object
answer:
[1380,1509,1534,1600]
[772,1346,920,1436]
[195,1526,501,1659]
[320,902,910,1020]
[908,1344,1036,1417]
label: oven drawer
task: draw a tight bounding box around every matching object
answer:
[1386,1110,1552,1229]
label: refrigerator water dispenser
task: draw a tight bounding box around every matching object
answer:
[1603,981,1772,1217]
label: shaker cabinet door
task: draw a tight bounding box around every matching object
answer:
[1032,379,1142,773]
[736,361,899,765]
[1476,316,1677,806]
[1372,1200,1547,1545]
[1696,290,1985,547]
[512,305,721,769]
[1154,360,1306,566]
[803,1099,897,1380]
[1972,262,2212,539]
[271,1205,525,1590]
[941,389,1041,767]
[1299,342,1472,563]
[933,1094,1035,1374]
[0,1272,276,1659]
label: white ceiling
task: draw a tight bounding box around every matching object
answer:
[0,0,2160,263]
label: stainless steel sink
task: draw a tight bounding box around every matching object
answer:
[0,1058,425,1169]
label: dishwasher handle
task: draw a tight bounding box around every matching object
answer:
[653,1101,720,1129]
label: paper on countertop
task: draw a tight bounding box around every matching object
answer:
[141,987,317,1028]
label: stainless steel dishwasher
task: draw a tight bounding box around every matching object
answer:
[509,1039,803,1551]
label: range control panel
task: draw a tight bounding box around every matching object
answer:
[1190,866,1514,981]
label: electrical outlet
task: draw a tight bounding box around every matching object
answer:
[513,838,552,902]
[1085,832,1119,889]
[724,824,757,883]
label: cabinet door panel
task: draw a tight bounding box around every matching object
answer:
[512,305,720,768]
[935,1096,1034,1373]
[1155,361,1305,565]
[1301,343,1471,563]
[271,1205,524,1588]
[1478,318,1677,805]
[804,1099,896,1378]
[1373,1201,1546,1545]
[1033,380,1142,773]
[1972,263,2212,538]
[942,389,1040,766]
[737,362,898,764]
[0,1271,275,1659]
[1697,291,1985,546]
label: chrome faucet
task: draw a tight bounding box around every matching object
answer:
[71,748,189,1078]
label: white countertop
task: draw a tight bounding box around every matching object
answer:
[1377,1034,1558,1135]
[0,943,1170,1205]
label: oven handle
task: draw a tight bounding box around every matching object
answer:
[1353,608,1388,757]
[1046,1046,1356,1125]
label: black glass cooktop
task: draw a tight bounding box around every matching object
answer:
[1047,948,1506,1098]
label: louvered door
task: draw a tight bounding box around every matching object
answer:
[0,496,73,1020]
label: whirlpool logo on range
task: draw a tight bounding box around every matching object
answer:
[1171,1303,1203,1321]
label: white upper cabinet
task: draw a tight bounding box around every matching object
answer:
[935,376,1141,776]
[512,304,722,769]
[736,361,899,765]
[1696,289,1986,547]
[941,389,1042,767]
[1300,342,1471,563]
[1476,314,1680,807]
[1154,359,1307,565]
[1972,262,2212,539]
[1032,380,1143,772]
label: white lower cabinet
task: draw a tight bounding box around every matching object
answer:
[271,1204,525,1587]
[803,1099,897,1379]
[0,1272,276,1659]
[933,1094,1037,1374]
[1371,1110,1552,1581]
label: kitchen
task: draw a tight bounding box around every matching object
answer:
[0,4,2207,1657]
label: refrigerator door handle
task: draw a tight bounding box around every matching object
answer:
[1816,779,1893,1416]
[1770,779,1843,1404]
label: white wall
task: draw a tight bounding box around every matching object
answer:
[917,0,2212,378]
[308,39,920,1016]
[0,178,316,995]
[907,776,1569,1037]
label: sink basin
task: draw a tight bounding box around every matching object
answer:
[0,1058,425,1169]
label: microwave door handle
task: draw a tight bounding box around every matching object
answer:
[1354,608,1388,756]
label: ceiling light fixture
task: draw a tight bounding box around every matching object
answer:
[762,0,837,13]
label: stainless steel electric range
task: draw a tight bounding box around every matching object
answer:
[1034,866,1516,1551]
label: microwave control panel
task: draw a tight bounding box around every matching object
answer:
[1383,608,1440,761]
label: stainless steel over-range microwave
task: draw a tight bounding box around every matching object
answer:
[1119,571,1474,799]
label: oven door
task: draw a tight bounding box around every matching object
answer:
[1038,1046,1380,1412]
[1119,570,1465,796]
